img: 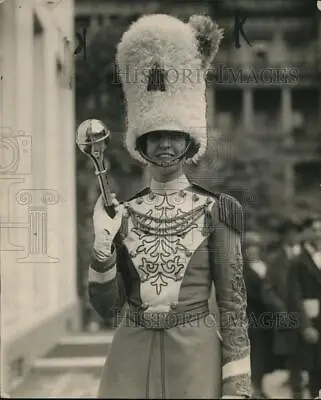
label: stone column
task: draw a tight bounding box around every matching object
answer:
[281,87,292,134]
[243,88,254,132]
[317,13,321,72]
[206,83,215,130]
[284,161,295,212]
[319,89,321,131]
[272,31,286,65]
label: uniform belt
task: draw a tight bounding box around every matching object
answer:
[126,302,209,329]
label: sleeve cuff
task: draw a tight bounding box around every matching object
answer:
[222,356,252,399]
[88,264,117,284]
[222,355,251,381]
[90,244,116,272]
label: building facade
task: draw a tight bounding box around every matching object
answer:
[0,0,79,393]
[211,0,321,218]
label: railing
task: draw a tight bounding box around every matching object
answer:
[75,1,209,17]
[219,0,313,15]
[223,0,304,10]
[214,50,320,72]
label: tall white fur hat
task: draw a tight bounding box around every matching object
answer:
[116,13,223,164]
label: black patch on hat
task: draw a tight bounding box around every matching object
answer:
[147,62,166,92]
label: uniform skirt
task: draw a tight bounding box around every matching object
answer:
[97,313,222,399]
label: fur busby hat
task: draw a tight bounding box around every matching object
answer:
[116,13,224,164]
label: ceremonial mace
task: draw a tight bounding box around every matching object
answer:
[76,119,116,218]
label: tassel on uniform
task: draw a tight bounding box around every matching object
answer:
[119,204,129,239]
[202,203,214,236]
[218,194,243,235]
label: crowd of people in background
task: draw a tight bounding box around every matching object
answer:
[244,214,321,399]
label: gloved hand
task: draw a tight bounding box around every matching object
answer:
[93,193,124,261]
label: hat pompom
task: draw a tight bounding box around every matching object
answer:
[188,15,224,70]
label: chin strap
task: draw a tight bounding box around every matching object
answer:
[137,140,193,168]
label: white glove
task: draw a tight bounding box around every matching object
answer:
[93,193,124,261]
[249,260,267,279]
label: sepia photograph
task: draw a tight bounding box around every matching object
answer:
[0,0,321,398]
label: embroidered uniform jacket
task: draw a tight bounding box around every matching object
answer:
[88,178,251,398]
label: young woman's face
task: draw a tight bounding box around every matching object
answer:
[146,131,188,162]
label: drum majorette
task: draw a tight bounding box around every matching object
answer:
[87,13,251,399]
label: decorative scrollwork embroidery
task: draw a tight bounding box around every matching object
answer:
[129,195,204,237]
[127,192,207,295]
[230,263,246,297]
[230,244,246,302]
[138,254,185,295]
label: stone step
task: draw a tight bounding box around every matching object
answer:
[33,356,106,371]
[10,369,101,398]
[9,332,116,397]
[31,331,115,373]
[58,332,115,345]
[46,337,113,359]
